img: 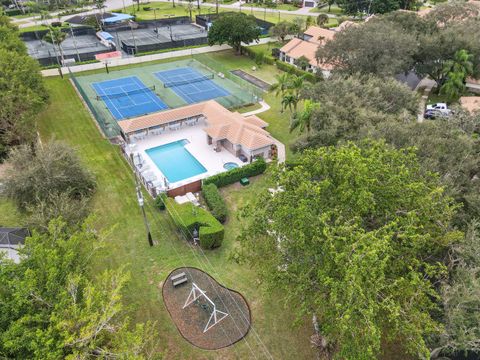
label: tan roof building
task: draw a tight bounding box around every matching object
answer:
[279,26,335,72]
[460,96,480,113]
[118,100,275,151]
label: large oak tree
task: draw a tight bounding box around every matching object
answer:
[239,141,461,359]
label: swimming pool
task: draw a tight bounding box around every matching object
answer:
[145,140,207,183]
[223,162,239,170]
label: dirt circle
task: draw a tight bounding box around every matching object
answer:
[162,267,251,350]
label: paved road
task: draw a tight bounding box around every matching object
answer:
[13,0,327,28]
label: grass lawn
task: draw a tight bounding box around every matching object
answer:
[120,2,310,23]
[247,2,299,11]
[315,4,344,15]
[23,49,311,358]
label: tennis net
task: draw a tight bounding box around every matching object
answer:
[163,74,214,88]
[96,85,156,100]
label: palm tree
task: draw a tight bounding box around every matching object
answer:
[281,93,297,113]
[290,74,306,100]
[185,0,195,21]
[290,99,320,134]
[43,26,67,64]
[271,73,292,99]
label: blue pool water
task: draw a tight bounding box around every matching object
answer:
[145,140,207,183]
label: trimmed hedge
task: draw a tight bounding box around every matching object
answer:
[203,158,267,187]
[165,198,224,249]
[275,60,317,82]
[242,46,275,65]
[154,193,167,210]
[202,184,228,223]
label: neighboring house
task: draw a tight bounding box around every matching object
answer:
[333,20,358,31]
[0,228,30,264]
[395,71,423,91]
[279,26,335,76]
[467,77,480,94]
[460,96,480,113]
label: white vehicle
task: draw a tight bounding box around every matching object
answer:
[426,103,451,115]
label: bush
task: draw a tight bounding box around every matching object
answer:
[5,9,23,16]
[275,60,317,82]
[254,50,265,66]
[143,6,151,11]
[154,193,167,210]
[203,158,267,187]
[241,46,275,64]
[165,198,224,249]
[202,184,228,223]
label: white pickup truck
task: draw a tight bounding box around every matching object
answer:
[426,103,451,115]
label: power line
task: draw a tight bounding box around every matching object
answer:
[159,195,274,360]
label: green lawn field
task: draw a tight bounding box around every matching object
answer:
[120,2,312,23]
[3,49,311,358]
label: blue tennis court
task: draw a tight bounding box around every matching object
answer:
[92,76,168,120]
[154,67,230,104]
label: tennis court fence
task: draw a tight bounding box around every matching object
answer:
[68,66,121,138]
[192,53,264,101]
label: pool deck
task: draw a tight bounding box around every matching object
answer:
[130,120,243,190]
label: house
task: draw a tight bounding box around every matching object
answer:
[0,228,30,264]
[119,100,278,197]
[460,96,480,113]
[119,100,275,162]
[279,26,335,76]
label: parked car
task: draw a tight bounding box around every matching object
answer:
[424,109,451,120]
[426,102,452,115]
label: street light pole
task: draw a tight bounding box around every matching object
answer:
[154,8,158,37]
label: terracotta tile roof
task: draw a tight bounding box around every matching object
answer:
[460,96,480,113]
[303,26,335,44]
[118,100,274,151]
[280,38,323,68]
[335,20,358,31]
[280,27,335,69]
[467,77,480,85]
[244,115,268,128]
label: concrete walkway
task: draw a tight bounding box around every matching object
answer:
[41,36,275,76]
[241,100,271,116]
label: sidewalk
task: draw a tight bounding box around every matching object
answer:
[41,37,275,77]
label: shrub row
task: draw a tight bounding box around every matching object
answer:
[203,158,267,187]
[5,9,23,16]
[275,60,317,82]
[202,184,228,223]
[241,46,275,65]
[165,198,224,249]
[241,45,317,82]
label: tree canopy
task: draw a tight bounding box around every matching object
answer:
[316,5,480,83]
[0,219,158,359]
[293,74,419,149]
[4,141,96,229]
[207,13,260,54]
[239,141,461,359]
[0,15,47,160]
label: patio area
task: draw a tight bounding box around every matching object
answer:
[126,121,243,192]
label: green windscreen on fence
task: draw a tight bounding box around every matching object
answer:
[68,57,263,138]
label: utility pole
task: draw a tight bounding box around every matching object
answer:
[130,153,154,247]
[136,184,154,247]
